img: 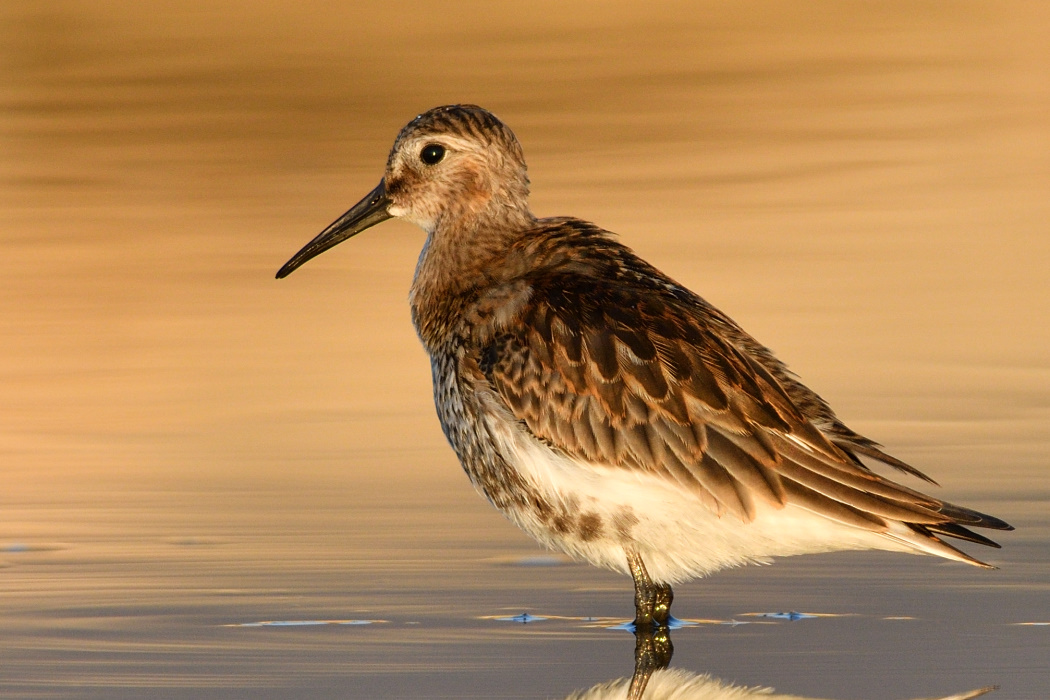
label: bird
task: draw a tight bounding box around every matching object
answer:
[276,104,1012,630]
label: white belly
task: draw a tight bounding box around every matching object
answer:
[484,415,914,584]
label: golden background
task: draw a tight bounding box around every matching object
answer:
[2,2,1048,697]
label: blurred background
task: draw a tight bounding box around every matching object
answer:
[2,2,1048,698]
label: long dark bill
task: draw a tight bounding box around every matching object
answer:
[276,180,392,279]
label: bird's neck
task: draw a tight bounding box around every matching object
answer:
[409,205,535,352]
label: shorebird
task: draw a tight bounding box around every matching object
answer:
[277,104,1012,630]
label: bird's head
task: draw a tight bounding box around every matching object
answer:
[276,104,530,279]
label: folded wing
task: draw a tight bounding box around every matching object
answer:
[476,267,1011,564]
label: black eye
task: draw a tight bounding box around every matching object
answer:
[420,143,446,165]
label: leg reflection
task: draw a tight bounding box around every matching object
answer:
[627,624,674,700]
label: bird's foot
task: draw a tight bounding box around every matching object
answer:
[632,584,674,630]
[627,550,675,630]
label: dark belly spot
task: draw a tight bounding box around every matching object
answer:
[551,514,573,534]
[578,512,603,541]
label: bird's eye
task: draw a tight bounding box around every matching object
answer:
[420,143,446,165]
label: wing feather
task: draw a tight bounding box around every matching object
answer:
[473,261,1009,554]
[704,429,786,507]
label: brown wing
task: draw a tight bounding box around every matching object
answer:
[475,269,1010,557]
[697,300,942,484]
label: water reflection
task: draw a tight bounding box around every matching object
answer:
[569,627,995,700]
[568,668,994,700]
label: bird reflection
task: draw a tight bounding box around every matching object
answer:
[566,669,994,700]
[570,628,995,700]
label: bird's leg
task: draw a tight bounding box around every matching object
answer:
[627,549,655,628]
[625,550,674,698]
[626,550,674,629]
[626,621,674,700]
[652,582,673,627]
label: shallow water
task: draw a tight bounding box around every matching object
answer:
[2,1,1049,698]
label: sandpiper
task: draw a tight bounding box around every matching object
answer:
[277,104,1012,629]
